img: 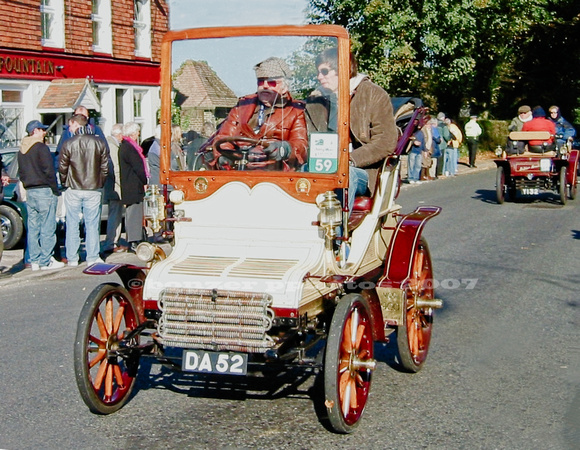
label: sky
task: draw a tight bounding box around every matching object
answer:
[166,0,313,95]
[168,0,310,29]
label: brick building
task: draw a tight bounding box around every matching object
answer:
[0,0,169,146]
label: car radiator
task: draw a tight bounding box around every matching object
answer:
[158,288,275,352]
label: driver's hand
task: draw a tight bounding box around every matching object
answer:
[247,149,267,162]
[263,141,291,161]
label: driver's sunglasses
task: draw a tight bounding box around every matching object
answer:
[257,78,281,88]
[318,68,333,76]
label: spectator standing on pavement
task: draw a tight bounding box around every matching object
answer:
[102,123,124,254]
[18,120,63,270]
[428,117,442,179]
[444,118,462,176]
[146,125,161,186]
[436,112,451,178]
[59,114,109,266]
[464,115,482,168]
[119,122,149,253]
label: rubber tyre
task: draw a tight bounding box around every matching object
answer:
[397,237,434,373]
[496,167,506,204]
[559,167,568,205]
[324,294,375,434]
[0,204,24,249]
[74,283,140,414]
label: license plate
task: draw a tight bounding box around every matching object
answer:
[182,350,248,375]
[521,188,539,195]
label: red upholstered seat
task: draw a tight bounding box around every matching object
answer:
[348,196,373,230]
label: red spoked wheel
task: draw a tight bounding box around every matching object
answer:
[324,294,376,433]
[74,283,140,414]
[397,237,434,372]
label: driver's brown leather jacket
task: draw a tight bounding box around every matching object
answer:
[213,93,308,170]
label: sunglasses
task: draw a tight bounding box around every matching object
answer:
[318,68,334,76]
[257,78,281,88]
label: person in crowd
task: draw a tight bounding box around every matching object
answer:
[119,122,149,253]
[171,124,187,171]
[59,114,108,266]
[408,127,426,184]
[464,115,482,168]
[420,118,434,181]
[435,112,451,178]
[306,48,398,211]
[506,105,532,154]
[428,117,442,179]
[102,123,125,254]
[521,106,556,152]
[444,118,462,176]
[147,125,161,186]
[213,57,308,171]
[185,122,215,170]
[17,120,63,270]
[548,105,576,147]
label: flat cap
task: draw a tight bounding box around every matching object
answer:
[518,105,531,114]
[254,57,292,79]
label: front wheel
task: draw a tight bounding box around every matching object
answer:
[0,204,24,249]
[324,294,376,434]
[397,237,434,372]
[559,167,568,205]
[74,283,141,414]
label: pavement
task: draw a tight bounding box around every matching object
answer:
[0,155,496,286]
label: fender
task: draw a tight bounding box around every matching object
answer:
[494,158,511,174]
[380,205,441,287]
[566,149,578,186]
[83,262,150,322]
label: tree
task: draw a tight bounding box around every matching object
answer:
[307,0,580,122]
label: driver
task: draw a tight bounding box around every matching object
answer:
[213,57,308,170]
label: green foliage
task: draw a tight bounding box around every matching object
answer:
[307,0,580,122]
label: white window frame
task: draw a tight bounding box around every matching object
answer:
[91,0,112,54]
[41,0,65,48]
[134,0,152,58]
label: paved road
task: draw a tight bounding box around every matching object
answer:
[0,165,578,449]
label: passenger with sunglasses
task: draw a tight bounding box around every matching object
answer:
[305,48,397,212]
[213,57,308,170]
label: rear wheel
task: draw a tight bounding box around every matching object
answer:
[397,237,434,372]
[559,167,568,205]
[74,283,140,414]
[496,167,506,204]
[324,294,376,434]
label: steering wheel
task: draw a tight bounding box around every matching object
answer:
[214,136,264,170]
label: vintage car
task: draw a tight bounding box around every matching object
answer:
[495,131,579,204]
[73,25,442,433]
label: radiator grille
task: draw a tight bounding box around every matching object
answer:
[158,288,275,352]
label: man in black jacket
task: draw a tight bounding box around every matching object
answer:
[59,114,108,266]
[18,120,64,271]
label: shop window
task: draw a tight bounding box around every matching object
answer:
[134,0,151,58]
[41,0,64,48]
[134,90,146,119]
[92,0,112,54]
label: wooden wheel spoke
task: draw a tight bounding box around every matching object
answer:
[349,379,358,409]
[339,359,349,373]
[96,311,108,340]
[112,304,125,336]
[89,349,106,368]
[355,323,365,349]
[105,297,114,335]
[88,333,105,347]
[105,364,114,398]
[342,317,352,353]
[93,359,109,390]
[341,376,352,417]
[350,309,359,348]
[113,363,125,389]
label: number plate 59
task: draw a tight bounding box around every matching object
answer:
[182,350,248,375]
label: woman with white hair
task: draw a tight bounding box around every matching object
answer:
[118,121,149,252]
